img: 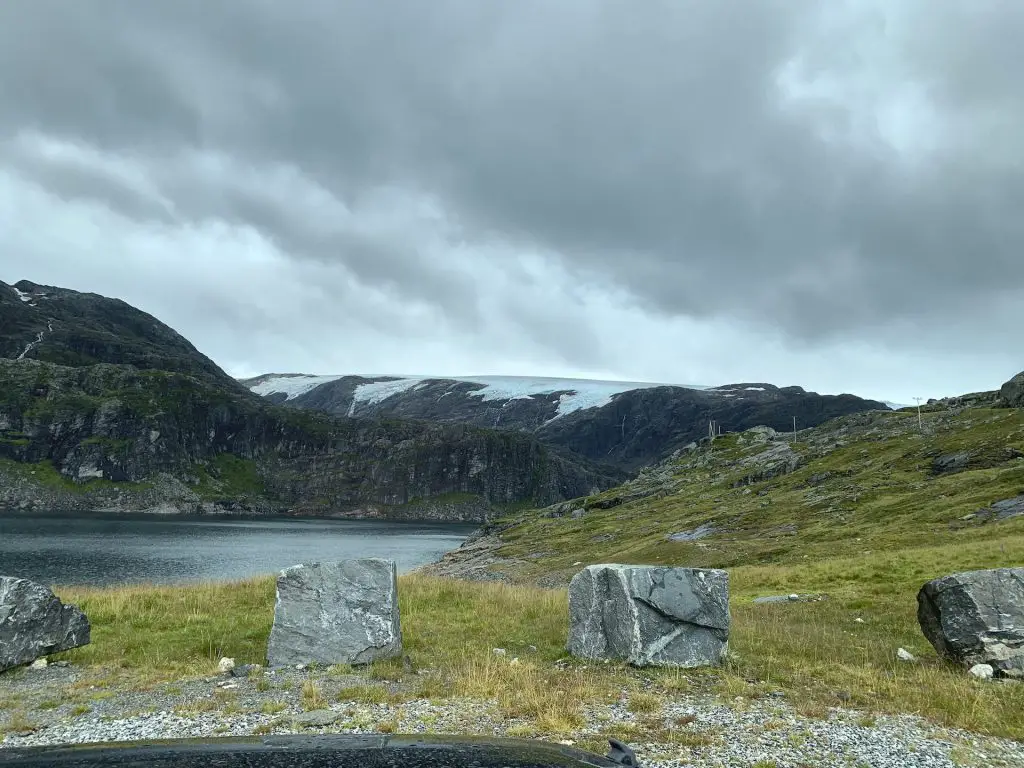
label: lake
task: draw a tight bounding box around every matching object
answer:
[0,513,475,588]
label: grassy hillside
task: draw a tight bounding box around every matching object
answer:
[3,404,1023,749]
[479,406,1024,584]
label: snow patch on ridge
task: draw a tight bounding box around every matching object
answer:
[350,377,427,407]
[250,374,344,400]
[249,373,710,420]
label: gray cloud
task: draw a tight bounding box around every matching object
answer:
[0,0,1022,399]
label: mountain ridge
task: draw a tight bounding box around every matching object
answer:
[0,280,621,521]
[244,372,893,471]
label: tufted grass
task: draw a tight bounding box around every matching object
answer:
[11,561,1012,740]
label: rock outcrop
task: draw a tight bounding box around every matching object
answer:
[267,560,402,667]
[567,564,730,667]
[917,568,1024,678]
[0,576,91,672]
[1000,371,1024,408]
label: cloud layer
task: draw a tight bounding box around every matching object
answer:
[2,1,1022,401]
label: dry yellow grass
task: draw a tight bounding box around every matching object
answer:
[36,567,1024,740]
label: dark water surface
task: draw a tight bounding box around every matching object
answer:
[0,513,475,587]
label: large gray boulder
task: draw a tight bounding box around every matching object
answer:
[567,564,729,667]
[1000,371,1024,407]
[0,576,90,672]
[267,559,402,667]
[917,568,1024,677]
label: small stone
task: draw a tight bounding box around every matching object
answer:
[29,658,47,670]
[854,618,865,624]
[788,593,799,600]
[218,657,235,673]
[969,663,994,679]
[231,664,262,678]
[51,660,70,668]
[492,648,507,656]
[896,648,917,662]
[527,645,538,653]
[216,681,238,689]
[573,562,583,566]
[296,664,306,670]
[509,658,520,666]
[279,709,342,728]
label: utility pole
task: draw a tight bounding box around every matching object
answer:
[792,416,796,436]
[913,397,923,431]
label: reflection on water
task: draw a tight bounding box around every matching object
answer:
[0,513,474,587]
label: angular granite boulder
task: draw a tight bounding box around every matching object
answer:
[0,576,90,672]
[567,564,729,667]
[267,559,402,667]
[918,567,1024,677]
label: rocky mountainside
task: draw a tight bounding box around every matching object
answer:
[421,388,1024,586]
[246,373,890,472]
[0,281,621,521]
[1,280,239,389]
[0,359,620,520]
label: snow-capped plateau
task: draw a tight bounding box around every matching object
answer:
[249,373,708,419]
[242,372,893,472]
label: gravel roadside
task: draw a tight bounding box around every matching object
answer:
[1,664,1021,768]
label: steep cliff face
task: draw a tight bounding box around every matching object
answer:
[535,383,891,471]
[246,374,889,472]
[0,359,620,520]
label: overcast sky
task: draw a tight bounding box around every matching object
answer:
[1,1,1021,403]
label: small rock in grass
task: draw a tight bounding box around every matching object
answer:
[216,681,238,689]
[29,658,47,670]
[218,657,235,674]
[896,648,917,663]
[969,663,994,680]
[287,709,342,728]
[492,648,506,656]
[854,618,865,624]
[231,663,262,677]
[527,645,538,653]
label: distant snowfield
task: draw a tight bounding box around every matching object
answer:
[248,373,709,418]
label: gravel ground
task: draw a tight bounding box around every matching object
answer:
[2,664,1022,767]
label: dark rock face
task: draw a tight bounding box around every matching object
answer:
[566,564,730,667]
[0,359,618,520]
[975,496,1024,522]
[539,384,887,472]
[917,568,1024,678]
[253,376,889,473]
[267,560,401,667]
[1,280,239,389]
[931,452,973,475]
[1001,371,1024,408]
[0,576,91,672]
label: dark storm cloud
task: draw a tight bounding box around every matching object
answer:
[1,0,1023,344]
